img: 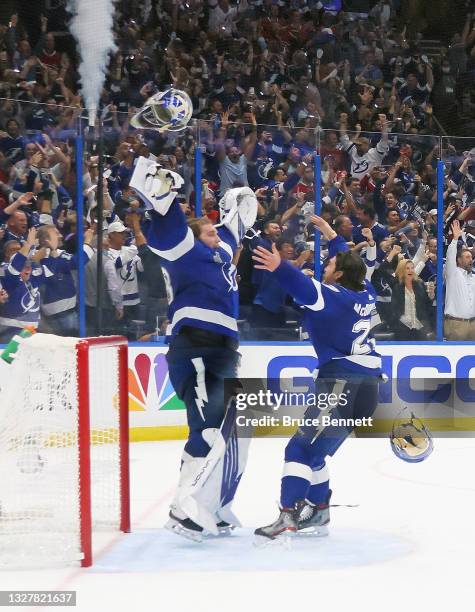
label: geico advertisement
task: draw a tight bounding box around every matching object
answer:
[127,344,475,429]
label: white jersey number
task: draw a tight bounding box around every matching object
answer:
[351,319,375,355]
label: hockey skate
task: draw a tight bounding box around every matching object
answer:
[215,520,235,537]
[294,494,331,537]
[254,509,297,547]
[166,510,204,543]
[166,510,235,542]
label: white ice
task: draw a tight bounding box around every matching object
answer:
[3,437,475,612]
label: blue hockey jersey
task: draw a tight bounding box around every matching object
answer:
[274,260,382,376]
[147,201,239,340]
[40,246,93,316]
[0,253,51,329]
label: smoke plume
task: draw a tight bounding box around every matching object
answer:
[67,0,118,126]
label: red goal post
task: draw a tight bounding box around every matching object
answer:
[0,334,130,568]
[77,336,130,567]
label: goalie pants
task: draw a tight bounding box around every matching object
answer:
[280,360,380,508]
[166,326,241,459]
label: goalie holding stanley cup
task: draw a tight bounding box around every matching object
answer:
[130,89,258,541]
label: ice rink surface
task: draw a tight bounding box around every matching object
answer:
[3,436,475,612]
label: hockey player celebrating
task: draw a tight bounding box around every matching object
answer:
[130,156,257,541]
[252,215,382,543]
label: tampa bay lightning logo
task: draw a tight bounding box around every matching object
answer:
[119,260,136,283]
[221,263,238,292]
[352,159,369,175]
[21,283,39,314]
[257,158,274,180]
[6,147,23,162]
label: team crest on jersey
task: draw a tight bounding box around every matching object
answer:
[213,252,223,264]
[21,285,39,314]
[257,158,274,180]
[352,159,369,175]
[120,260,136,282]
[221,263,238,292]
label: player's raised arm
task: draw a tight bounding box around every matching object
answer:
[129,156,194,261]
[252,243,321,307]
[361,226,376,281]
[147,200,194,261]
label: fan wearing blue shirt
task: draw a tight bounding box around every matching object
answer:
[352,204,389,246]
[0,119,26,164]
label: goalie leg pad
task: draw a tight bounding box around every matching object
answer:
[167,342,247,532]
[175,399,250,535]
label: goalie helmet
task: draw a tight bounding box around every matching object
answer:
[390,411,434,463]
[130,88,193,132]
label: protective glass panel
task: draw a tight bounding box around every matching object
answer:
[441,136,475,341]
[0,100,81,340]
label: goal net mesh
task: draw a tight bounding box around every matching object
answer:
[0,334,123,567]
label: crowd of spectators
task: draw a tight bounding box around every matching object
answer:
[0,1,474,342]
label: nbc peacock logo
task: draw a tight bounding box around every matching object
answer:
[128,352,185,412]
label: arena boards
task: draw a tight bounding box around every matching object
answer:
[125,342,475,440]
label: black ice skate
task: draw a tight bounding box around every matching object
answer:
[294,493,331,536]
[254,508,297,546]
[215,520,235,537]
[166,511,234,541]
[172,515,204,543]
[164,509,203,542]
[164,508,183,531]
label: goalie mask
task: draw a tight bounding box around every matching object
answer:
[130,88,193,132]
[216,187,258,244]
[390,411,434,463]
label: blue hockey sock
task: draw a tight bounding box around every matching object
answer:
[280,462,312,508]
[306,463,330,505]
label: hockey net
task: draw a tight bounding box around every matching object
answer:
[0,334,130,568]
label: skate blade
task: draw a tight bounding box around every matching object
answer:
[253,530,295,550]
[171,523,203,543]
[205,525,235,538]
[297,525,329,537]
[164,518,179,533]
